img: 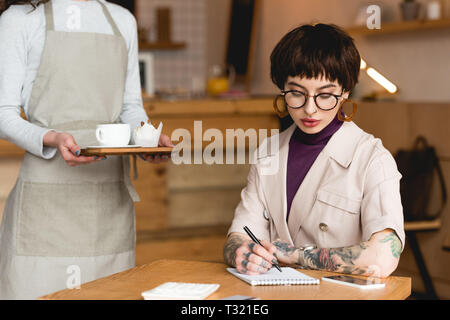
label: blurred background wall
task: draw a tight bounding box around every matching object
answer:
[135,0,450,101]
[249,0,450,102]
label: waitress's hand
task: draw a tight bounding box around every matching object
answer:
[139,133,174,164]
[44,131,106,166]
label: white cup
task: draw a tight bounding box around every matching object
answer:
[95,124,131,147]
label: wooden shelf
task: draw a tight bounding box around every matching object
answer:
[139,41,186,50]
[346,18,450,36]
[404,219,441,232]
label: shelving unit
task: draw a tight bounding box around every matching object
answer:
[139,41,186,50]
[346,18,450,36]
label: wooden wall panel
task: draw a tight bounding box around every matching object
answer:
[409,103,450,159]
[136,235,227,266]
[169,188,242,228]
[133,161,168,232]
[168,163,250,190]
[352,102,411,154]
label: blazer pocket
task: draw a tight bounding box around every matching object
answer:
[316,189,361,214]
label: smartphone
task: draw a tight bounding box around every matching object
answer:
[321,275,386,289]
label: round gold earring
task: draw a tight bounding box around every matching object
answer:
[337,99,358,122]
[273,95,289,118]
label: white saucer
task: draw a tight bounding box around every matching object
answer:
[85,145,142,149]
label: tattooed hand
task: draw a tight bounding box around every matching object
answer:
[223,233,278,275]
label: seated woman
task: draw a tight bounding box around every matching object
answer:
[224,23,405,278]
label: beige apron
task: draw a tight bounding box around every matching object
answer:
[0,0,140,299]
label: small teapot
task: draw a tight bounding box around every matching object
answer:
[132,121,163,147]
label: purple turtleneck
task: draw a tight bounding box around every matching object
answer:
[286,115,343,221]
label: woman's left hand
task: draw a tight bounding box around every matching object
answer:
[139,134,174,164]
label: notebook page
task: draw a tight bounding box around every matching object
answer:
[227,267,320,286]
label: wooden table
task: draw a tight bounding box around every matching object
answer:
[39,259,411,300]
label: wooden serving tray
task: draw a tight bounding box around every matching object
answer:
[80,146,173,156]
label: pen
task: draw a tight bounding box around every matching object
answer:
[243,226,282,273]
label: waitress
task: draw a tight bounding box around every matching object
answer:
[0,0,172,299]
[224,24,405,278]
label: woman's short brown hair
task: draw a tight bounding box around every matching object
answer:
[270,23,361,92]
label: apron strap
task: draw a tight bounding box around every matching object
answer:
[122,155,140,202]
[96,0,124,38]
[44,0,55,32]
[132,154,138,180]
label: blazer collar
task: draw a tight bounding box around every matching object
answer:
[281,121,363,168]
[322,121,364,168]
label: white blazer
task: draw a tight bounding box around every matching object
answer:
[228,121,406,250]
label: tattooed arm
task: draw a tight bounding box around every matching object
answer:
[272,228,402,278]
[223,232,278,275]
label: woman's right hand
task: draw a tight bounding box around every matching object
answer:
[224,233,278,275]
[44,131,106,166]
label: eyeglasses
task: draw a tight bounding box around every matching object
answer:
[280,89,344,111]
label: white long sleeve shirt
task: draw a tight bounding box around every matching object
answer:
[0,0,148,159]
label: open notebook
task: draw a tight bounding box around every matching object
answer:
[227,267,320,286]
